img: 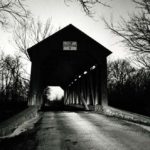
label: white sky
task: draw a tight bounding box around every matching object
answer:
[0,0,137,60]
[45,86,64,101]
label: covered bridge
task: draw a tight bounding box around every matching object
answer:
[27,24,111,109]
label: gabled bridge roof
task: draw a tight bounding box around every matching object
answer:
[27,24,111,88]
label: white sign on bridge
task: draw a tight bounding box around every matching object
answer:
[63,41,77,51]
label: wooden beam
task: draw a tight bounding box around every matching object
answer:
[98,60,108,106]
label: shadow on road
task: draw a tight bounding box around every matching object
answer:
[40,105,85,112]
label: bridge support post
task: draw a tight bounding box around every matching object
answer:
[66,88,71,105]
[74,83,78,105]
[70,87,73,104]
[64,88,69,104]
[28,63,43,107]
[79,77,89,110]
[85,75,90,105]
[94,66,101,105]
[89,71,95,106]
[98,60,108,106]
[72,87,75,104]
[76,81,80,105]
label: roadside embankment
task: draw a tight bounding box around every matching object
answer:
[95,105,150,125]
[0,106,39,137]
[66,104,150,125]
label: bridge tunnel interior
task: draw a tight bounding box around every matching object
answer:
[36,52,104,110]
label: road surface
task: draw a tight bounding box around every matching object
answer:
[0,111,150,150]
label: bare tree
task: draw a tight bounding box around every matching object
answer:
[13,18,53,60]
[0,52,29,101]
[108,59,150,114]
[108,59,135,86]
[104,0,150,53]
[65,0,110,16]
[0,0,29,27]
[130,53,150,70]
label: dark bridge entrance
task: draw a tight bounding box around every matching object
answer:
[27,24,111,110]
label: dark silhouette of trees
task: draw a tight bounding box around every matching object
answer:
[0,52,29,102]
[65,0,110,16]
[108,60,135,86]
[107,59,150,116]
[0,0,29,27]
[104,0,150,116]
[107,60,135,106]
[131,54,150,70]
[0,52,29,122]
[104,0,150,53]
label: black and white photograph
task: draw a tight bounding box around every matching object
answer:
[0,0,150,150]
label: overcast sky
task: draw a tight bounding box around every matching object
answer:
[0,0,137,60]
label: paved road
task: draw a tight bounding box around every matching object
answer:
[1,111,150,150]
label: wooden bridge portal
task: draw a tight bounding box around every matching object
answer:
[27,24,111,109]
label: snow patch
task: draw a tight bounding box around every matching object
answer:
[0,114,40,139]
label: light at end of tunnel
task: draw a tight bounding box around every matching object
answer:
[83,71,88,75]
[44,86,64,101]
